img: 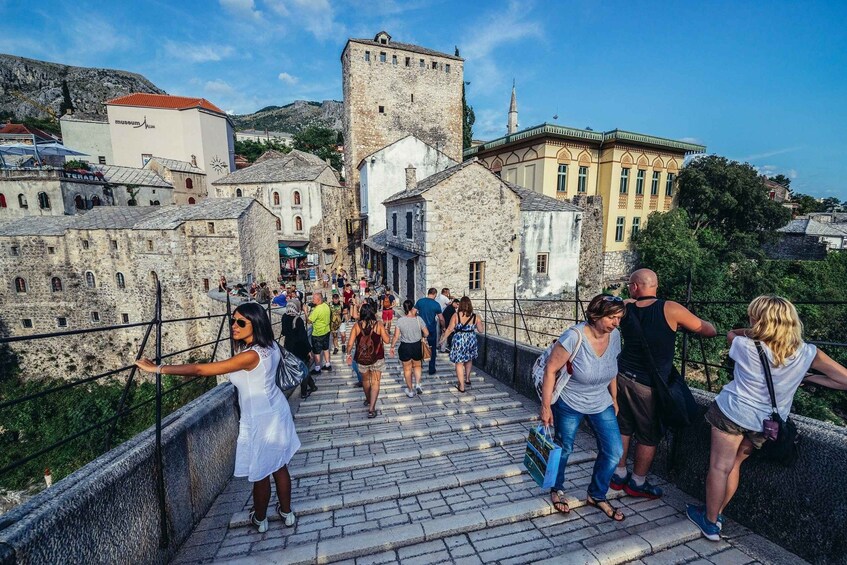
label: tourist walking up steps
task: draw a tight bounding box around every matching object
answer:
[281,301,316,399]
[135,303,299,533]
[613,268,717,499]
[346,303,391,418]
[539,295,626,521]
[329,294,343,354]
[440,296,484,393]
[380,286,396,333]
[308,292,332,374]
[390,300,429,397]
[688,295,847,541]
[415,288,444,376]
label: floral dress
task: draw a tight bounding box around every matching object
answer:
[449,314,479,363]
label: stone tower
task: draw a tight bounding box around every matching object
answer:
[507,80,518,135]
[341,31,464,193]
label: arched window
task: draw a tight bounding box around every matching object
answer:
[115,272,125,289]
[18,194,28,209]
[51,277,63,292]
[273,192,280,206]
[14,277,27,293]
[275,217,281,231]
[150,200,160,206]
[85,271,96,288]
[295,216,303,232]
[38,192,51,209]
[0,193,6,208]
[150,271,159,288]
[293,191,301,205]
[185,178,194,189]
[188,197,196,204]
[75,195,85,210]
[91,195,101,207]
[236,189,243,197]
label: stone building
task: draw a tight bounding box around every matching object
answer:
[212,150,348,268]
[0,198,278,379]
[465,92,706,282]
[144,157,208,205]
[380,160,584,303]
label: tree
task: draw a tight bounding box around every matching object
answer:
[791,192,824,215]
[456,47,475,149]
[292,126,342,171]
[822,196,842,212]
[768,174,791,188]
[58,80,75,117]
[233,139,290,163]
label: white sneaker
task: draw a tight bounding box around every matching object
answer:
[277,504,296,527]
[415,384,423,395]
[249,510,268,533]
[405,387,415,398]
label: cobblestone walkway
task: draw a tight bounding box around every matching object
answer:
[173,352,807,565]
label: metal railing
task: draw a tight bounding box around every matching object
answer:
[0,285,287,546]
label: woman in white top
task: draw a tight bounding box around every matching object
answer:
[687,295,847,541]
[136,303,300,534]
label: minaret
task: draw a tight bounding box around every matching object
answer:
[507,80,518,135]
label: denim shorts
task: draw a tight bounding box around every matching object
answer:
[704,402,766,449]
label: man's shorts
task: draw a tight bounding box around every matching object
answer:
[704,401,766,449]
[615,374,663,446]
[311,332,331,354]
[382,309,394,321]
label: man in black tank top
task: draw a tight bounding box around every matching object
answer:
[610,269,717,499]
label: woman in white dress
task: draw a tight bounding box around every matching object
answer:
[136,302,300,533]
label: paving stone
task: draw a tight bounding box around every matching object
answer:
[708,548,756,565]
[640,543,700,565]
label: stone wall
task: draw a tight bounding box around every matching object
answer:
[309,181,351,273]
[0,383,239,565]
[517,209,581,298]
[763,234,828,261]
[571,194,604,295]
[603,249,638,283]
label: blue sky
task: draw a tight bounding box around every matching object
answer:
[2,0,845,200]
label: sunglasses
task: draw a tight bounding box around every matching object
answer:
[602,295,623,302]
[232,318,249,328]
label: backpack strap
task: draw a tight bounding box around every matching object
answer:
[754,340,779,414]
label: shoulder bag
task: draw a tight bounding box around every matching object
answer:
[754,341,799,466]
[531,326,583,404]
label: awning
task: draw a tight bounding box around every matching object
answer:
[363,229,387,252]
[279,244,308,258]
[386,245,418,261]
[279,239,309,248]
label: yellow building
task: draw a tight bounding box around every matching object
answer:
[465,121,705,280]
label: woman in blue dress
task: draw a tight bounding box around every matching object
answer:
[439,296,484,393]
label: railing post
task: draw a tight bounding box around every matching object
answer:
[574,285,580,323]
[154,282,169,548]
[226,293,234,358]
[512,284,518,388]
[680,269,693,380]
[483,288,489,368]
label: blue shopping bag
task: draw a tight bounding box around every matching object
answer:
[523,426,562,489]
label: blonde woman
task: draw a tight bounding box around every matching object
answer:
[688,295,847,541]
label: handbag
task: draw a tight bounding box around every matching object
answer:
[421,337,432,361]
[531,327,582,403]
[274,343,309,392]
[628,307,699,429]
[754,341,800,466]
[523,426,562,489]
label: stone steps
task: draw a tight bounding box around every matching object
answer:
[293,391,512,418]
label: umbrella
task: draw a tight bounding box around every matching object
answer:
[0,143,36,156]
[32,142,88,157]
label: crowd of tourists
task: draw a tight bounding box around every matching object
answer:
[135,266,847,538]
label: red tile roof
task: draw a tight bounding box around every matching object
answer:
[0,123,60,142]
[106,93,226,115]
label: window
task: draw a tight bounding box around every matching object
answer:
[91,311,100,322]
[47,246,55,254]
[578,166,588,193]
[392,213,397,236]
[121,313,129,324]
[378,105,385,114]
[98,156,106,165]
[469,262,484,290]
[666,173,676,197]
[38,192,50,209]
[207,222,215,234]
[273,192,280,206]
[18,194,27,209]
[110,239,118,251]
[14,277,27,293]
[116,272,125,289]
[556,164,568,193]
[615,217,625,242]
[445,64,451,73]
[188,197,196,204]
[619,168,629,194]
[82,240,89,250]
[632,217,641,238]
[536,253,548,275]
[410,94,414,103]
[275,217,281,231]
[186,178,194,189]
[85,271,96,288]
[203,278,210,292]
[150,200,160,206]
[0,193,7,208]
[392,54,397,65]
[141,154,152,166]
[431,61,437,69]
[379,52,386,62]
[405,57,410,66]
[51,277,63,292]
[295,216,303,232]
[405,211,413,239]
[57,317,67,328]
[419,59,424,68]
[651,171,660,196]
[236,189,243,197]
[293,191,301,205]
[635,169,645,196]
[21,319,33,329]
[10,246,18,256]
[364,51,370,61]
[146,239,154,251]
[74,194,85,209]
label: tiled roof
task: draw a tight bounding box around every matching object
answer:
[363,229,387,252]
[0,199,257,236]
[148,156,206,174]
[346,38,462,61]
[238,129,293,138]
[383,159,476,204]
[212,150,334,185]
[91,164,173,188]
[778,218,847,238]
[0,123,60,142]
[106,93,225,115]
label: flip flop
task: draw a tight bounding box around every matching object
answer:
[551,490,570,514]
[454,384,465,393]
[586,496,624,521]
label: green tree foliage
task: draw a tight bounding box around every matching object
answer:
[234,139,291,163]
[292,126,342,172]
[791,192,825,215]
[768,174,791,188]
[64,159,90,171]
[58,80,75,117]
[456,47,475,149]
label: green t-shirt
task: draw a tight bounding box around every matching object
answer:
[309,302,332,337]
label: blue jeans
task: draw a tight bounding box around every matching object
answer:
[426,330,437,374]
[551,399,623,501]
[352,359,363,383]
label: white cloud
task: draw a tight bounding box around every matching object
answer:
[278,72,299,85]
[742,147,801,161]
[163,41,235,63]
[679,137,702,144]
[220,0,263,20]
[267,0,345,40]
[204,79,237,97]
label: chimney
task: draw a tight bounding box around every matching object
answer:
[405,165,417,191]
[190,155,197,167]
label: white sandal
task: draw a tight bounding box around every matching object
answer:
[277,503,296,527]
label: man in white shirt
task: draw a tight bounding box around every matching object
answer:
[436,288,451,312]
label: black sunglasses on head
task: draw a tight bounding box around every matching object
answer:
[232,318,249,328]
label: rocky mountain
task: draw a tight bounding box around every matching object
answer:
[231,100,343,135]
[0,54,165,121]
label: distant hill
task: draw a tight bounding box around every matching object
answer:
[231,100,343,135]
[0,54,165,121]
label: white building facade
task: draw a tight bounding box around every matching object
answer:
[59,115,113,165]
